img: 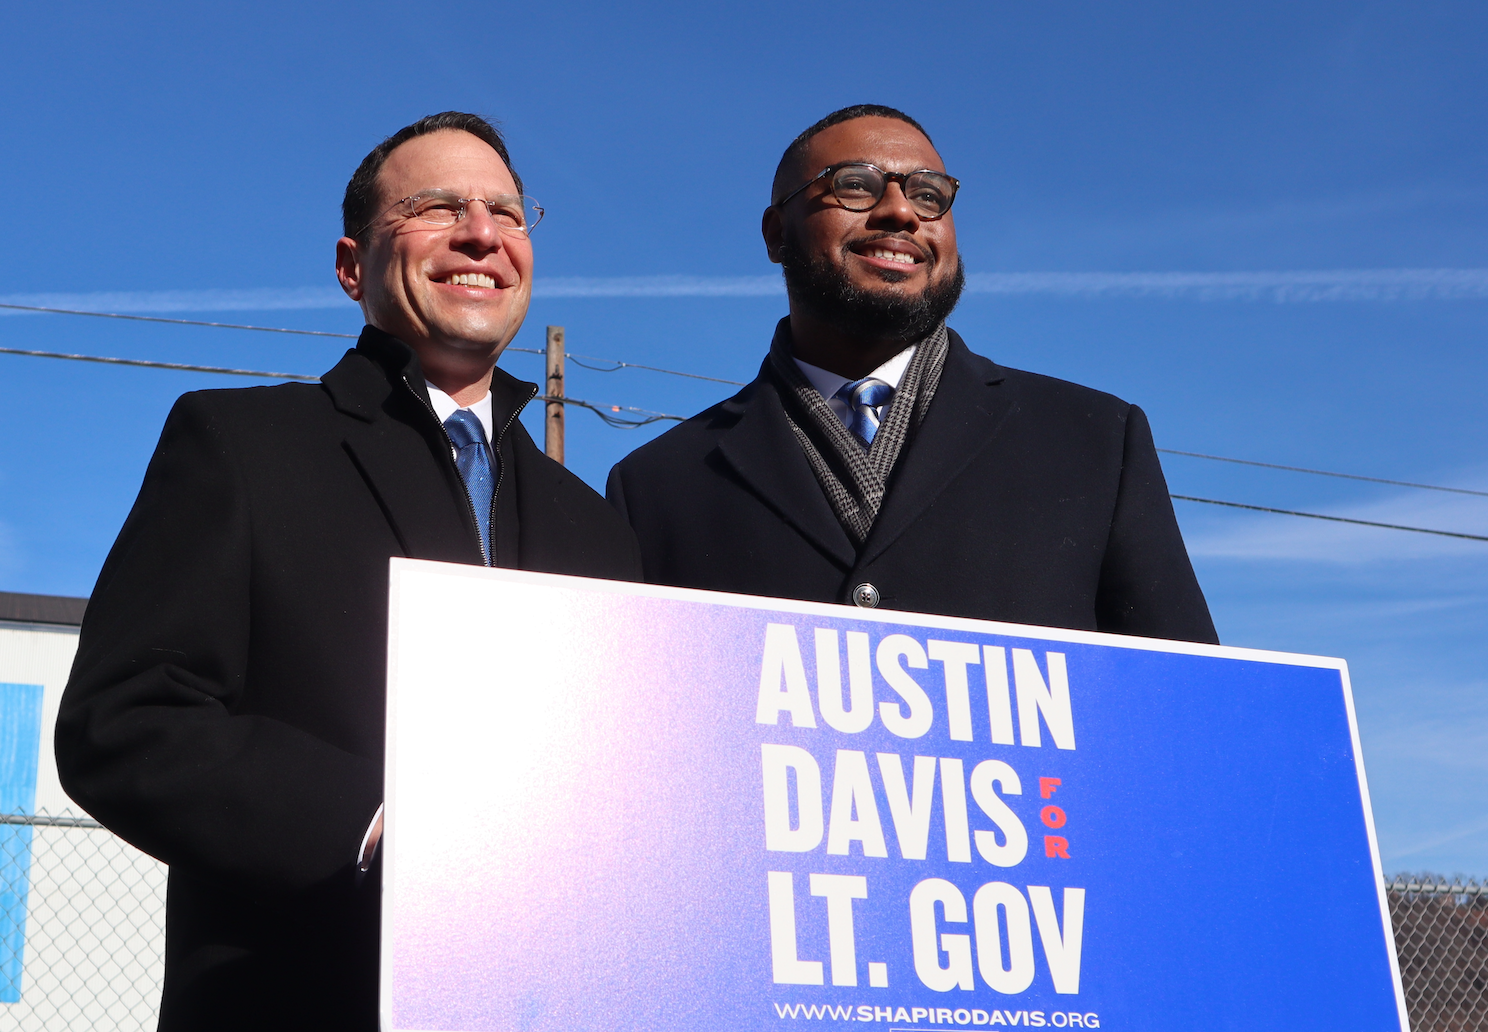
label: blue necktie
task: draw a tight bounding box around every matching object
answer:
[443,409,494,565]
[834,377,896,448]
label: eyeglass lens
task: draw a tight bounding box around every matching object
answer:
[405,190,543,233]
[829,165,956,218]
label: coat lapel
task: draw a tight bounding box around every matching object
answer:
[857,333,1015,568]
[321,339,485,566]
[716,375,857,568]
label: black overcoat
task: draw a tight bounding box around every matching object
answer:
[56,327,641,1030]
[608,329,1217,643]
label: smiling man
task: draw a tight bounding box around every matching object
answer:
[609,104,1216,641]
[56,112,639,1031]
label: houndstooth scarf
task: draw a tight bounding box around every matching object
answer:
[768,321,949,546]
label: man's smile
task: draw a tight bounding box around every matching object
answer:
[442,272,496,288]
[849,235,928,271]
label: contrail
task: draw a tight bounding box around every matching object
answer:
[3,268,1486,312]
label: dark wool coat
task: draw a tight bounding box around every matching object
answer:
[608,328,1217,644]
[56,327,641,1031]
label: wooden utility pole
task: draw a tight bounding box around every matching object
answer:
[545,325,565,464]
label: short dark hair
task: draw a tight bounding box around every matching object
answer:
[342,111,524,238]
[771,104,934,203]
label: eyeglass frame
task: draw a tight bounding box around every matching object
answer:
[355,188,545,239]
[773,162,961,220]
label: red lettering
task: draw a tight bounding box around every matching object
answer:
[1044,835,1070,858]
[1040,805,1067,829]
[1039,777,1061,799]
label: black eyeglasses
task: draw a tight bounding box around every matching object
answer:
[775,162,960,220]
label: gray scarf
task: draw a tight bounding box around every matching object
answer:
[768,322,949,546]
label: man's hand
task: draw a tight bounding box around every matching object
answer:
[358,805,384,873]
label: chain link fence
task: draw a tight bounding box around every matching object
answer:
[0,815,1482,1031]
[1389,875,1488,1031]
[0,810,166,1031]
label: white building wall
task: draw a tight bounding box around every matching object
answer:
[0,619,167,1030]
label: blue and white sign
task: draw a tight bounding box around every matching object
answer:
[382,561,1408,1032]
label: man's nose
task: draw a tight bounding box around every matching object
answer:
[452,201,504,250]
[866,182,920,231]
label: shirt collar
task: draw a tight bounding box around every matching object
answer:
[793,344,916,404]
[425,382,495,443]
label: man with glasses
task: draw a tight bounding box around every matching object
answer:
[609,104,1216,641]
[57,112,639,1030]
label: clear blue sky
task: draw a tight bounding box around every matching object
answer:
[2,2,1485,875]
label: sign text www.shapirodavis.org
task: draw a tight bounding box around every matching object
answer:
[755,624,1085,999]
[772,1002,1102,1027]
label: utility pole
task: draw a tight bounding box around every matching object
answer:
[545,325,565,464]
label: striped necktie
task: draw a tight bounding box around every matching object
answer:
[834,376,896,448]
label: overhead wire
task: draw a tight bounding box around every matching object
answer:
[0,345,317,380]
[1170,495,1488,542]
[1159,448,1488,499]
[2,302,1484,538]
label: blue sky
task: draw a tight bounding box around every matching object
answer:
[1,1,1485,875]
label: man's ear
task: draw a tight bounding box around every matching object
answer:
[761,206,785,265]
[335,237,366,301]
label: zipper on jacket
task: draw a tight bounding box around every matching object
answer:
[401,374,537,566]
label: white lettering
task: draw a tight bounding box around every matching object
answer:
[972,882,1036,993]
[810,872,868,986]
[877,635,933,738]
[1029,886,1085,994]
[762,744,823,852]
[877,753,937,860]
[1012,650,1075,750]
[909,878,975,992]
[927,640,980,741]
[940,757,972,862]
[757,624,818,728]
[969,760,1028,867]
[827,750,888,857]
[767,871,824,984]
[815,629,875,733]
[982,647,1016,745]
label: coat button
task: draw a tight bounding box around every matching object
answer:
[852,582,880,609]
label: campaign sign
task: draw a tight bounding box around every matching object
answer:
[381,560,1407,1032]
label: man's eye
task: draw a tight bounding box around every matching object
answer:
[836,175,877,195]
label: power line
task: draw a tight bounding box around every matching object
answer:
[0,344,680,427]
[0,301,745,386]
[1170,495,1488,542]
[0,345,316,380]
[1,341,1480,541]
[1159,448,1488,499]
[567,353,747,386]
[4,303,1484,503]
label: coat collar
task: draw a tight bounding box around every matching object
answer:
[321,325,537,438]
[715,355,858,568]
[317,325,538,566]
[715,326,1013,572]
[855,329,1014,567]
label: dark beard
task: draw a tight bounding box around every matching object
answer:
[778,239,966,343]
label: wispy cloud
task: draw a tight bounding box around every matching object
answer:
[534,275,782,298]
[4,268,1487,313]
[0,287,351,314]
[1182,483,1488,563]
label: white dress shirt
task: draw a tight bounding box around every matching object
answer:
[793,345,916,428]
[358,381,494,872]
[425,382,494,445]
